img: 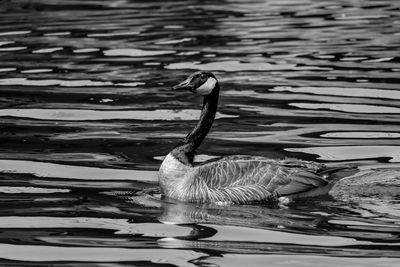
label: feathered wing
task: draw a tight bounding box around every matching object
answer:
[192,156,328,203]
[274,170,329,197]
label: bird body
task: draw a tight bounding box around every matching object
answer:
[160,152,329,204]
[159,71,348,204]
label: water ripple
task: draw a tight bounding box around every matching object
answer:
[285,146,400,162]
[0,159,157,182]
[104,48,175,57]
[271,86,400,100]
[289,103,400,114]
[0,0,399,265]
[0,108,236,121]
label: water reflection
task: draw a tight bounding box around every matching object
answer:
[0,0,399,266]
[156,195,400,255]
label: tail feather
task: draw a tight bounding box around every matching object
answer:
[317,166,359,182]
[278,167,360,198]
[295,171,329,187]
[276,170,328,197]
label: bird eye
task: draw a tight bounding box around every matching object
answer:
[200,74,206,80]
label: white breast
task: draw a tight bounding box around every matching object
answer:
[159,153,191,178]
[159,153,193,196]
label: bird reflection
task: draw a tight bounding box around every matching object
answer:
[158,197,326,231]
[114,191,328,231]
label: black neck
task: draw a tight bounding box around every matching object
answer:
[172,84,219,165]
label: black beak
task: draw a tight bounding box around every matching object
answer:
[172,78,193,91]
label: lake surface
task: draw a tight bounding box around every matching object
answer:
[0,0,399,266]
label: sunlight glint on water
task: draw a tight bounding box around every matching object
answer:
[0,0,399,266]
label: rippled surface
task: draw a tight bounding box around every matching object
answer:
[0,0,400,266]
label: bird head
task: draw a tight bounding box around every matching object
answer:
[172,71,218,96]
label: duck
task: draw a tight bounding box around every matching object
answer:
[159,71,353,204]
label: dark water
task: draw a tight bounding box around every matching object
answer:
[0,0,400,266]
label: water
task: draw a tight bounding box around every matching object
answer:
[0,0,399,266]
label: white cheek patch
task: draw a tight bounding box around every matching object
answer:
[196,77,216,95]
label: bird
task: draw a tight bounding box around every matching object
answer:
[159,71,354,204]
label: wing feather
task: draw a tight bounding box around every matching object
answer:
[275,170,328,196]
[189,156,328,203]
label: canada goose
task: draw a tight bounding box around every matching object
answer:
[159,71,347,204]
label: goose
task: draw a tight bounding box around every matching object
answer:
[159,71,353,204]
